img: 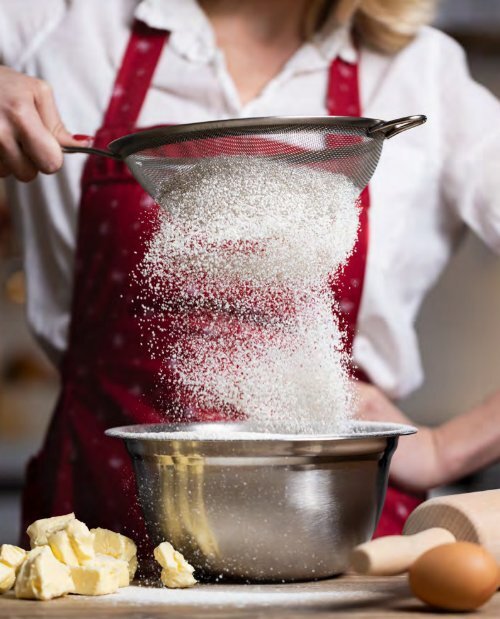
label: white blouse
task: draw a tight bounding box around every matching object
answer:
[1,0,500,398]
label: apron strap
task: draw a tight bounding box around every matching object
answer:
[326,55,370,375]
[102,20,169,129]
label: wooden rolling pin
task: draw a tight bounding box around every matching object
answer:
[351,489,500,575]
[351,528,456,575]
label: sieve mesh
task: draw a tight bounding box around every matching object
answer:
[116,119,386,201]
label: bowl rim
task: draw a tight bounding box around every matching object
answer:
[105,420,417,443]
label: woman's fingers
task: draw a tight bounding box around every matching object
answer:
[0,66,86,180]
[33,78,84,149]
[0,131,38,182]
[10,96,64,174]
[353,380,409,424]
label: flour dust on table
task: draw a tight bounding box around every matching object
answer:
[140,156,361,435]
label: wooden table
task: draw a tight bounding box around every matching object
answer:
[1,575,498,618]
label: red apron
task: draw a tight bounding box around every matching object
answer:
[21,20,420,556]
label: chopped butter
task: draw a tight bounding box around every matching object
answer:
[48,519,95,566]
[0,562,16,593]
[49,530,80,566]
[154,541,197,589]
[128,554,138,581]
[0,544,27,571]
[27,513,75,548]
[91,528,137,580]
[66,520,95,563]
[70,563,120,596]
[15,546,74,600]
[89,554,130,587]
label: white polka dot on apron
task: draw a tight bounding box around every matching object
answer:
[136,40,152,53]
[111,270,125,283]
[99,221,110,235]
[140,194,156,208]
[112,333,125,348]
[129,384,142,396]
[109,457,124,469]
[339,64,352,78]
[112,84,125,98]
[340,299,355,313]
[327,96,336,109]
[396,502,409,518]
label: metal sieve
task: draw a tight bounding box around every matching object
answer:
[64,115,426,200]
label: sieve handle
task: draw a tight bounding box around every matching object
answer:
[62,146,121,160]
[367,115,426,140]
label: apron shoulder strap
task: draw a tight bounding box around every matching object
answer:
[326,53,370,374]
[327,57,361,117]
[103,19,169,129]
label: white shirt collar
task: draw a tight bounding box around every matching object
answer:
[316,22,358,65]
[135,0,216,62]
[135,0,358,67]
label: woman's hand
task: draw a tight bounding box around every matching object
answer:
[354,381,500,494]
[354,381,443,494]
[0,66,85,181]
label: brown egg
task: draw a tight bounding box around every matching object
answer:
[409,542,498,611]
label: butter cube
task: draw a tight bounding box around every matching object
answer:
[27,513,75,547]
[90,554,130,587]
[49,530,80,566]
[154,542,196,589]
[66,520,95,563]
[91,528,136,560]
[91,528,136,579]
[48,519,95,566]
[0,545,27,571]
[0,545,27,593]
[15,546,74,600]
[160,566,196,589]
[0,562,15,593]
[70,563,120,596]
[128,554,138,581]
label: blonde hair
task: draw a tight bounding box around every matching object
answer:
[305,0,437,54]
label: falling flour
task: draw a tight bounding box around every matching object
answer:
[140,156,360,434]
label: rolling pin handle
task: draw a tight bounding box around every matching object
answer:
[350,528,456,576]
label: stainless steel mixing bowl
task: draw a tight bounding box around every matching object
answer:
[106,422,416,582]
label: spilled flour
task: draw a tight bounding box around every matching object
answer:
[78,582,387,608]
[140,156,360,434]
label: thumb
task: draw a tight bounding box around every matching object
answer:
[55,126,94,149]
[33,80,93,148]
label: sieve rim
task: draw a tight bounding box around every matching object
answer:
[108,115,385,158]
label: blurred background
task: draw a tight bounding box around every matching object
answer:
[1,0,500,544]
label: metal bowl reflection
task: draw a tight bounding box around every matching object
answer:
[106,421,416,582]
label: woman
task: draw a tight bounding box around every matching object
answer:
[1,0,500,555]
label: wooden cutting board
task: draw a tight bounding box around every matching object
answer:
[0,575,499,618]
